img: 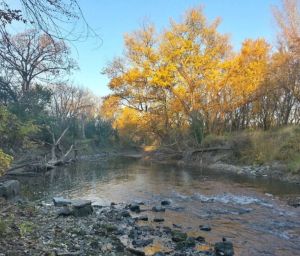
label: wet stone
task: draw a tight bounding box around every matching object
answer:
[153,217,164,222]
[214,239,234,256]
[171,230,187,242]
[200,225,211,231]
[120,210,131,218]
[137,215,148,221]
[152,206,166,212]
[195,235,205,243]
[161,200,171,206]
[129,204,141,213]
[173,223,182,229]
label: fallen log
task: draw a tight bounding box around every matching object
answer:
[188,146,232,155]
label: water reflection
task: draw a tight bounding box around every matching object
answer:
[18,158,300,256]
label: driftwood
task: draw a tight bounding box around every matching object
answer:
[6,128,75,175]
[188,146,232,155]
[6,162,41,172]
[47,127,75,167]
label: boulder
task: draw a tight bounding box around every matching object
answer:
[214,239,234,256]
[57,206,73,217]
[72,199,93,217]
[0,180,20,199]
[53,197,72,207]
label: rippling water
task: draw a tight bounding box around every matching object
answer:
[19,157,300,256]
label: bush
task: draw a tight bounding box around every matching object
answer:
[0,106,38,149]
[0,149,13,176]
[0,219,7,237]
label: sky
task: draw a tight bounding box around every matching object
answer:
[10,0,282,97]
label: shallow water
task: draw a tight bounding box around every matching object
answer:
[19,157,300,255]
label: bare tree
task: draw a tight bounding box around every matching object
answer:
[0,0,99,42]
[49,82,97,137]
[272,0,300,104]
[273,0,300,56]
[0,29,76,92]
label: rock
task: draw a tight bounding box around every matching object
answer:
[162,226,172,234]
[53,197,72,207]
[0,180,20,199]
[126,247,145,255]
[199,225,211,231]
[57,206,73,217]
[72,199,93,217]
[171,230,187,242]
[129,204,141,213]
[132,238,153,247]
[153,217,164,222]
[161,200,171,206]
[152,206,166,212]
[172,223,182,229]
[120,210,131,218]
[214,239,234,256]
[137,215,148,221]
[153,252,165,256]
[287,197,300,208]
[56,251,81,256]
[195,235,205,243]
[185,237,196,247]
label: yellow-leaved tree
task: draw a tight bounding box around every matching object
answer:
[102,7,269,145]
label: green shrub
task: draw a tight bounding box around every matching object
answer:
[0,219,7,237]
[0,149,13,176]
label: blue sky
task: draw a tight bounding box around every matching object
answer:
[10,0,282,96]
[72,0,281,97]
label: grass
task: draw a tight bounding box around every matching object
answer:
[19,221,36,237]
[0,219,7,237]
[202,125,300,173]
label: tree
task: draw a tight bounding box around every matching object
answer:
[0,0,98,41]
[273,0,300,57]
[49,82,98,139]
[0,29,76,92]
[102,8,270,145]
[272,0,300,101]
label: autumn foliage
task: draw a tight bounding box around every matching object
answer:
[102,6,296,146]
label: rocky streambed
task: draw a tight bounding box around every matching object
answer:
[0,197,233,256]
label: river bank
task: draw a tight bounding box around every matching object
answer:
[144,148,300,184]
[0,197,233,256]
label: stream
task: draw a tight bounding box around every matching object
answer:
[19,157,300,256]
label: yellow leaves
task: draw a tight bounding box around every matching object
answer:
[102,7,272,142]
[100,95,121,120]
[0,149,13,176]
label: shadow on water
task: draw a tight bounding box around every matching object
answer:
[18,157,300,256]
